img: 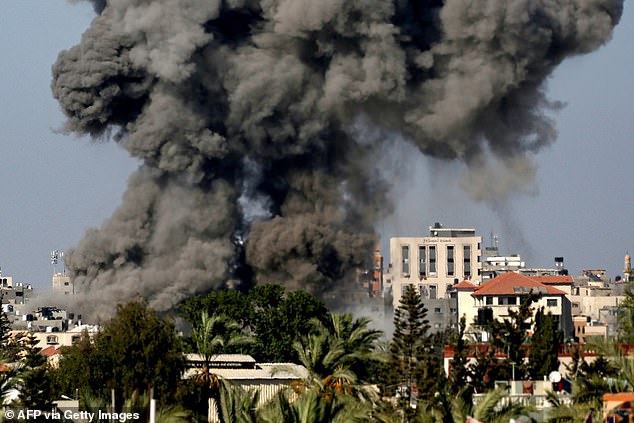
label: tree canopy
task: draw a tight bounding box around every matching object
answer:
[53,300,184,405]
[181,284,328,362]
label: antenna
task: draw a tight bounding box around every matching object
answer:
[51,250,62,275]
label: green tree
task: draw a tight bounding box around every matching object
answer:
[448,316,472,398]
[468,346,497,394]
[487,292,540,380]
[528,307,562,380]
[0,295,12,350]
[618,283,634,343]
[17,333,53,410]
[0,295,21,363]
[181,290,252,331]
[53,301,184,405]
[216,380,260,423]
[387,285,445,420]
[292,315,382,403]
[181,284,329,362]
[259,390,369,423]
[190,310,253,421]
[250,288,328,362]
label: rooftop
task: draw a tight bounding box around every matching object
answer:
[472,272,567,297]
[528,275,573,285]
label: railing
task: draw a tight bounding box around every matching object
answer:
[444,343,634,358]
[472,392,572,409]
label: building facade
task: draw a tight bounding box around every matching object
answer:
[52,272,74,295]
[456,271,574,338]
[387,223,482,330]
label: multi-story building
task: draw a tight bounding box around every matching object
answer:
[52,272,74,295]
[455,271,574,338]
[481,251,525,282]
[569,282,624,337]
[0,275,33,304]
[386,223,482,330]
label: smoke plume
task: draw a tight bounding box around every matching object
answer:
[53,0,623,316]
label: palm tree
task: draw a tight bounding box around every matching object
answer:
[397,388,535,423]
[216,380,259,423]
[259,389,369,423]
[191,311,253,391]
[292,314,382,402]
[544,390,597,423]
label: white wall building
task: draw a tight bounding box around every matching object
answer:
[455,271,574,337]
[386,223,482,330]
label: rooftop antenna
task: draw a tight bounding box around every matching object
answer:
[51,250,64,275]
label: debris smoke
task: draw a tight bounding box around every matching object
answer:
[53,0,623,316]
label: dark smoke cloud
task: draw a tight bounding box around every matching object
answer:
[54,0,623,316]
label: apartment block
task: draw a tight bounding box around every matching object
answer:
[386,223,482,330]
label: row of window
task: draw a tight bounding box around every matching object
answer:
[401,283,456,300]
[483,297,559,307]
[46,335,82,345]
[401,245,475,278]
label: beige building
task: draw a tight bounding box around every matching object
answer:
[52,272,74,295]
[573,315,608,343]
[10,324,99,350]
[386,223,482,329]
[455,272,573,337]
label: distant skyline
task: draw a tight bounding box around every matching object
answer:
[0,2,632,290]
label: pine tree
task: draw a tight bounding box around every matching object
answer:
[0,293,20,362]
[528,307,562,380]
[487,291,540,380]
[448,316,473,399]
[0,294,11,348]
[388,285,444,419]
[618,283,634,343]
[18,333,53,410]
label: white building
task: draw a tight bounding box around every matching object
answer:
[386,223,482,330]
[455,271,573,337]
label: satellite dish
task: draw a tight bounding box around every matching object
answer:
[549,371,562,383]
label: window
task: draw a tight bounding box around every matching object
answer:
[401,246,410,275]
[419,285,428,298]
[500,297,517,305]
[447,245,455,276]
[401,285,409,297]
[71,336,81,344]
[429,285,437,300]
[547,299,558,307]
[418,246,426,278]
[429,246,436,275]
[486,296,494,305]
[46,335,58,345]
[464,245,471,277]
[434,307,441,314]
[477,307,493,325]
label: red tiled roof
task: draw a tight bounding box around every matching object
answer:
[41,346,60,357]
[454,280,478,290]
[472,272,566,296]
[528,275,573,284]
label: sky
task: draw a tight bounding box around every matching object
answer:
[0,1,632,291]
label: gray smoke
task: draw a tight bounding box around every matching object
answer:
[54,0,623,317]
